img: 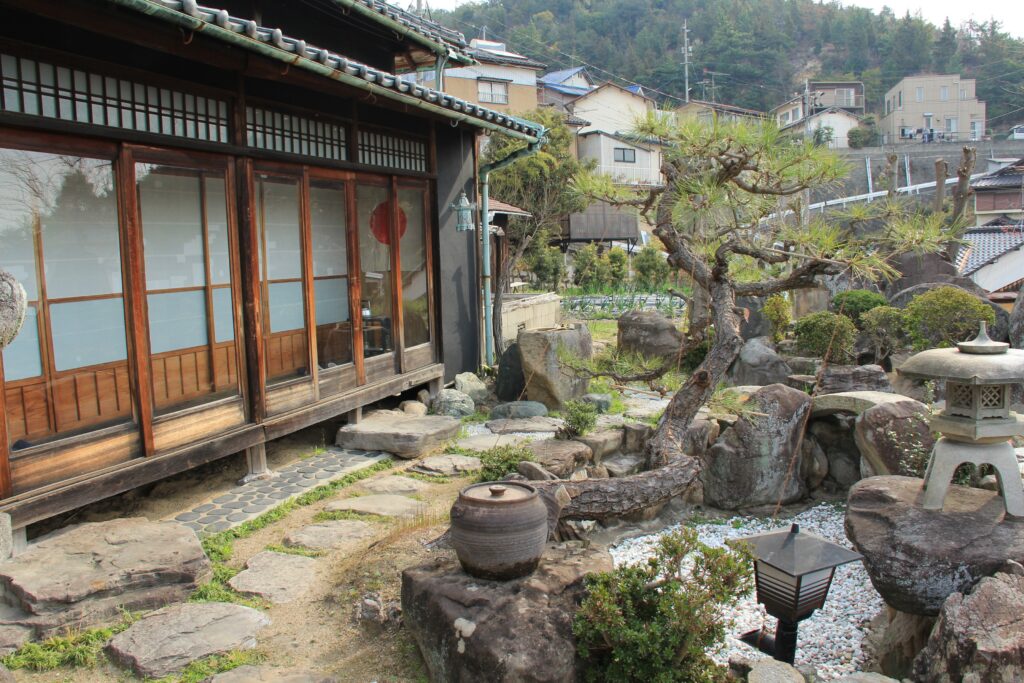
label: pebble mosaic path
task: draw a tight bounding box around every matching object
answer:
[172,447,389,535]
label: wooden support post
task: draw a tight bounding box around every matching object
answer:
[238,442,270,485]
[345,406,362,425]
[428,376,443,398]
[11,527,27,557]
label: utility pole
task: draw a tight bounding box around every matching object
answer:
[706,70,727,103]
[681,19,691,103]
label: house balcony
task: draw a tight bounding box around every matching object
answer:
[596,165,665,187]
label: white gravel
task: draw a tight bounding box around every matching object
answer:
[610,503,883,680]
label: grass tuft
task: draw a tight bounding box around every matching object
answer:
[314,509,390,523]
[263,543,323,558]
[158,649,266,683]
[189,565,266,610]
[2,612,138,671]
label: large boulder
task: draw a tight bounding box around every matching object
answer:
[845,476,1024,615]
[885,252,986,299]
[700,384,811,510]
[913,567,1024,682]
[525,439,592,478]
[402,542,612,683]
[490,401,547,420]
[853,399,935,477]
[737,296,770,340]
[432,389,475,418]
[495,342,526,402]
[889,283,1010,342]
[455,372,489,403]
[816,364,893,395]
[335,413,460,458]
[810,391,912,418]
[728,337,793,387]
[518,325,592,410]
[808,416,861,488]
[616,310,683,360]
[0,518,210,639]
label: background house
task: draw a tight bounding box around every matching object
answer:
[781,108,862,149]
[880,74,986,143]
[422,38,545,112]
[972,158,1024,225]
[956,216,1024,293]
[676,100,764,125]
[770,80,864,129]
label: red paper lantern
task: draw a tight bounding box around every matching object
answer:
[370,202,407,245]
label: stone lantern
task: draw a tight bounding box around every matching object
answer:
[898,321,1024,517]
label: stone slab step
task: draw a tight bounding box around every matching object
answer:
[409,454,482,477]
[336,415,460,458]
[325,494,425,518]
[228,551,317,604]
[283,521,376,552]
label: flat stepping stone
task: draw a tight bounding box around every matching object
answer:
[284,520,376,551]
[525,439,592,478]
[106,602,269,679]
[210,666,337,682]
[228,552,317,604]
[603,453,644,477]
[335,414,460,458]
[325,494,424,518]
[485,417,563,434]
[410,454,482,477]
[362,475,431,495]
[456,433,532,452]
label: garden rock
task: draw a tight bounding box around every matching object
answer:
[701,384,810,510]
[106,602,269,678]
[747,659,805,683]
[679,414,720,458]
[356,592,402,635]
[729,337,793,387]
[616,310,684,359]
[737,295,770,340]
[495,342,525,402]
[335,414,460,458]
[362,475,431,495]
[411,454,482,477]
[622,422,653,454]
[845,476,1024,615]
[576,429,623,463]
[582,393,612,413]
[431,389,475,418]
[490,401,547,420]
[455,372,489,403]
[603,453,644,477]
[486,416,563,434]
[854,399,934,476]
[325,494,424,518]
[801,438,829,491]
[810,391,911,418]
[0,270,27,349]
[913,569,1024,682]
[833,674,900,683]
[402,542,612,683]
[518,461,557,481]
[455,433,532,452]
[886,252,974,298]
[816,364,893,395]
[809,416,861,488]
[525,439,592,478]
[228,551,316,604]
[0,518,210,638]
[399,400,428,416]
[889,282,1010,342]
[210,666,336,682]
[518,325,592,410]
[284,520,375,551]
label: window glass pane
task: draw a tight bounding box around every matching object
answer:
[267,281,305,333]
[357,184,393,358]
[256,174,308,383]
[212,287,234,343]
[147,290,208,354]
[310,180,352,368]
[39,157,120,298]
[0,152,39,298]
[399,188,429,349]
[50,298,127,370]
[138,167,205,289]
[205,176,231,285]
[261,177,302,280]
[2,306,42,381]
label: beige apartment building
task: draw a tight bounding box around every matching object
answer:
[880,74,986,143]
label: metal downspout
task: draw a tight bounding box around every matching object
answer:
[478,128,547,365]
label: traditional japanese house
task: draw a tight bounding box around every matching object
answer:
[0,0,544,533]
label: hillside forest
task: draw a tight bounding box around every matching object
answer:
[437,0,1024,131]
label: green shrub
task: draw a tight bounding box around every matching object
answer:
[633,245,670,290]
[573,244,612,291]
[528,243,565,291]
[861,306,910,360]
[607,247,629,282]
[763,294,791,343]
[573,528,753,683]
[478,445,535,482]
[832,289,888,328]
[562,399,597,437]
[793,311,858,362]
[904,286,995,349]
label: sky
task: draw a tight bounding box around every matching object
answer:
[421,0,1024,39]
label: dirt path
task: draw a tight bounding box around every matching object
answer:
[15,436,468,682]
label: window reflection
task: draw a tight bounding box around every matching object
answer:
[398,187,429,349]
[357,185,393,358]
[310,180,352,369]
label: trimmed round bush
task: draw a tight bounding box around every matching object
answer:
[832,289,887,328]
[763,294,791,343]
[794,311,858,362]
[904,286,995,349]
[861,305,911,359]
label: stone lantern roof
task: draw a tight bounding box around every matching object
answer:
[897,322,1024,385]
